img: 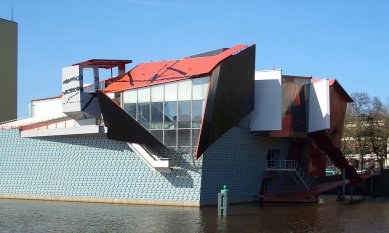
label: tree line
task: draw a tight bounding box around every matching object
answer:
[341,93,389,170]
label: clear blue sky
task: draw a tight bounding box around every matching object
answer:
[1,0,388,117]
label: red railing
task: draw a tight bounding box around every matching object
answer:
[0,125,20,130]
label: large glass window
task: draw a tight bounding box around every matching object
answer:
[192,100,206,128]
[124,103,137,119]
[151,86,164,102]
[178,80,192,101]
[138,88,150,103]
[123,90,137,118]
[178,101,191,128]
[150,102,163,129]
[120,77,209,154]
[164,101,177,129]
[165,83,177,101]
[192,76,209,100]
[123,90,137,103]
[137,103,150,128]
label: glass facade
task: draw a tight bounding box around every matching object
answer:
[122,76,209,154]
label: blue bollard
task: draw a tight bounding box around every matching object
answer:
[218,185,229,216]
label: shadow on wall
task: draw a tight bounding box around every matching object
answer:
[153,146,203,188]
[39,134,202,189]
[37,135,128,152]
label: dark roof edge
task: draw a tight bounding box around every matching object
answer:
[330,79,353,102]
[0,18,17,24]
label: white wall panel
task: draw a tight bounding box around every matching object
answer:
[32,98,62,118]
[61,65,101,119]
[308,79,330,132]
[249,70,282,131]
[62,65,83,114]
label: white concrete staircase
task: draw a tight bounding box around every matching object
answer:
[127,143,172,173]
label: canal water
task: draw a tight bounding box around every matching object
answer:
[0,195,388,233]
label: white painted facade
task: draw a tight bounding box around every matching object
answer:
[32,97,63,118]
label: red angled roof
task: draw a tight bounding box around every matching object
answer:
[103,44,250,93]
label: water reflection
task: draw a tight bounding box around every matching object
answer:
[1,195,389,233]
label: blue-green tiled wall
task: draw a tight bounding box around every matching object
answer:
[0,127,288,206]
[0,130,202,203]
[200,127,289,205]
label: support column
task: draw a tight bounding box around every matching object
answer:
[342,168,346,198]
[118,64,125,76]
[338,167,345,201]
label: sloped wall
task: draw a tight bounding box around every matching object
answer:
[200,127,289,205]
[0,130,202,206]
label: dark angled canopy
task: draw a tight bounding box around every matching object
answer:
[73,59,132,69]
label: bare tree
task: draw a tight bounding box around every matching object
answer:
[365,97,388,169]
[347,93,371,170]
[343,93,389,170]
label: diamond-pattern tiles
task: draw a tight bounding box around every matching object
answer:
[200,127,289,205]
[0,127,289,206]
[0,130,202,203]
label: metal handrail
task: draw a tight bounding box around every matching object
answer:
[267,160,311,189]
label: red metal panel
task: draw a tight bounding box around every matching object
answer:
[195,45,256,158]
[267,77,308,137]
[327,87,348,148]
[309,130,362,184]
